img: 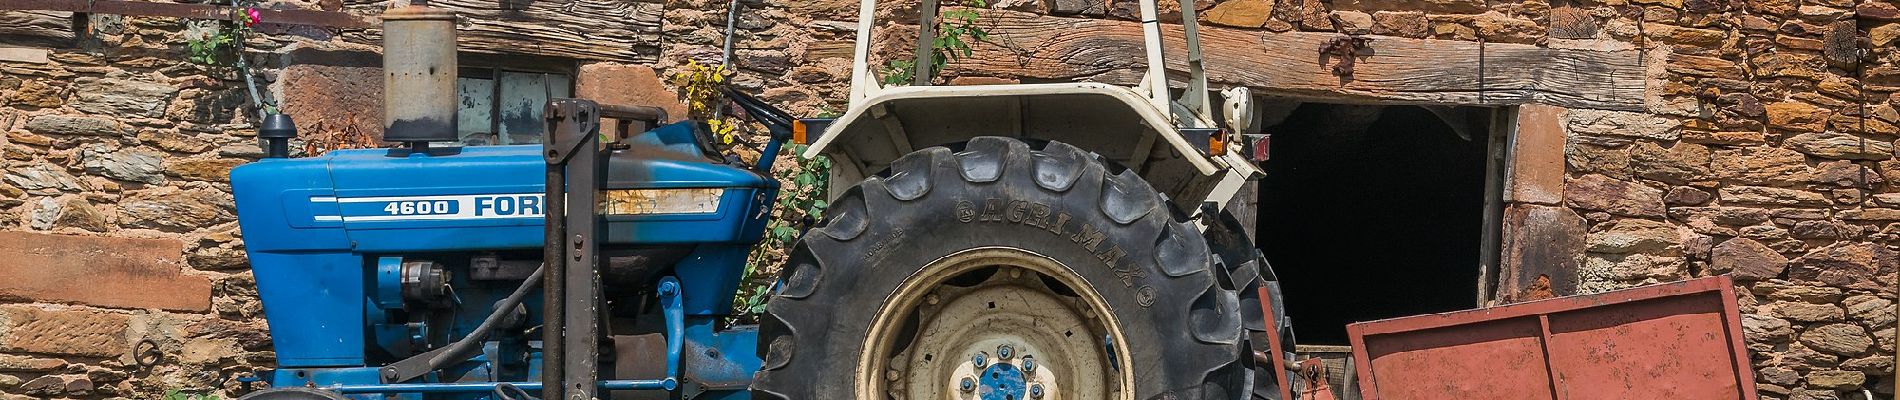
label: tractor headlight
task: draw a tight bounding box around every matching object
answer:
[602,188,724,215]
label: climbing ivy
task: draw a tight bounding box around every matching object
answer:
[881,0,990,86]
[185,8,259,67]
[732,142,831,319]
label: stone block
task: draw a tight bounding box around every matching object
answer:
[161,158,245,183]
[119,187,234,232]
[1802,324,1873,356]
[1862,2,1900,20]
[23,115,124,137]
[575,63,690,124]
[1775,302,1847,322]
[1329,0,1484,13]
[1790,242,1898,291]
[1566,108,1681,141]
[278,64,384,143]
[1565,174,1665,218]
[1784,132,1893,161]
[1712,237,1788,280]
[0,231,209,311]
[1767,102,1829,132]
[0,355,64,372]
[0,306,131,357]
[1497,204,1586,302]
[1805,370,1867,390]
[1330,10,1373,34]
[1630,142,1711,185]
[1744,313,1796,344]
[70,78,177,119]
[1203,0,1274,28]
[1713,147,1813,186]
[1508,104,1565,205]
[3,165,89,192]
[1585,218,1683,255]
[80,146,165,185]
[0,47,49,64]
[1371,11,1427,38]
[1720,186,1831,207]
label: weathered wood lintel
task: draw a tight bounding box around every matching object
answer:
[952,10,1648,112]
[340,0,663,63]
[0,0,372,28]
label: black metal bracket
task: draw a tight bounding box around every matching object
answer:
[1318,35,1372,78]
[542,98,605,400]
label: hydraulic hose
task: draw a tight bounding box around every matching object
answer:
[381,264,546,383]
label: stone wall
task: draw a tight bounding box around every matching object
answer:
[1511,1,1897,398]
[0,14,289,398]
[4,0,1900,398]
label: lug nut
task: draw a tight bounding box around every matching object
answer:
[1030,384,1045,399]
[972,352,988,368]
[959,377,975,393]
[1022,356,1036,372]
[997,344,1013,359]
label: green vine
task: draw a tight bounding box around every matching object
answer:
[732,143,832,319]
[163,389,222,400]
[185,8,259,67]
[881,0,989,86]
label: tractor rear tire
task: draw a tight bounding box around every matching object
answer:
[752,137,1250,400]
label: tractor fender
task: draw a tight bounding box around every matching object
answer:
[802,82,1252,208]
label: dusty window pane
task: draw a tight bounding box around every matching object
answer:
[498,72,572,144]
[457,76,495,145]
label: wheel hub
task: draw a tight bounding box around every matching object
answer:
[859,249,1133,400]
[960,342,1050,400]
[976,363,1027,400]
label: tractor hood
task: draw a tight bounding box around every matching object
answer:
[231,121,776,254]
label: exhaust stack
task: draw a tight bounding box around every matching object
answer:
[381,4,459,149]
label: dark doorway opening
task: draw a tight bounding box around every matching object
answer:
[1255,103,1494,345]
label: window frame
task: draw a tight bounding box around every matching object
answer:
[456,53,579,146]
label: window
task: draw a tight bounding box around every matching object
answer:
[456,64,574,146]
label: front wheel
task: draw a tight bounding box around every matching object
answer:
[752,137,1251,399]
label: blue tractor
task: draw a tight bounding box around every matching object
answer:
[232,3,1294,400]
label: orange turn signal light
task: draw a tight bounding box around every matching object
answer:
[1208,130,1227,155]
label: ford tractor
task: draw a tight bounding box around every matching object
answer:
[229,1,1294,399]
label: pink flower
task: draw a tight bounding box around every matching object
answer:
[244,8,261,26]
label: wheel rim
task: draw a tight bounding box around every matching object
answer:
[856,247,1136,400]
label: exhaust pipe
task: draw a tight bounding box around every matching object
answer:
[381,3,459,152]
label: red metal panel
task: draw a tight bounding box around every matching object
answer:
[1346,276,1757,400]
[1258,286,1296,400]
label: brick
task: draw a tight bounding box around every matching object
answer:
[0,232,209,311]
[0,306,130,357]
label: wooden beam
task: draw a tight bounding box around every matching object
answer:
[951,10,1647,111]
[0,10,71,47]
[0,0,371,28]
[344,0,663,63]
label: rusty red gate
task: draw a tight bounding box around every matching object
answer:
[1344,276,1757,400]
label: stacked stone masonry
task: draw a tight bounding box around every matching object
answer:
[3,0,1899,398]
